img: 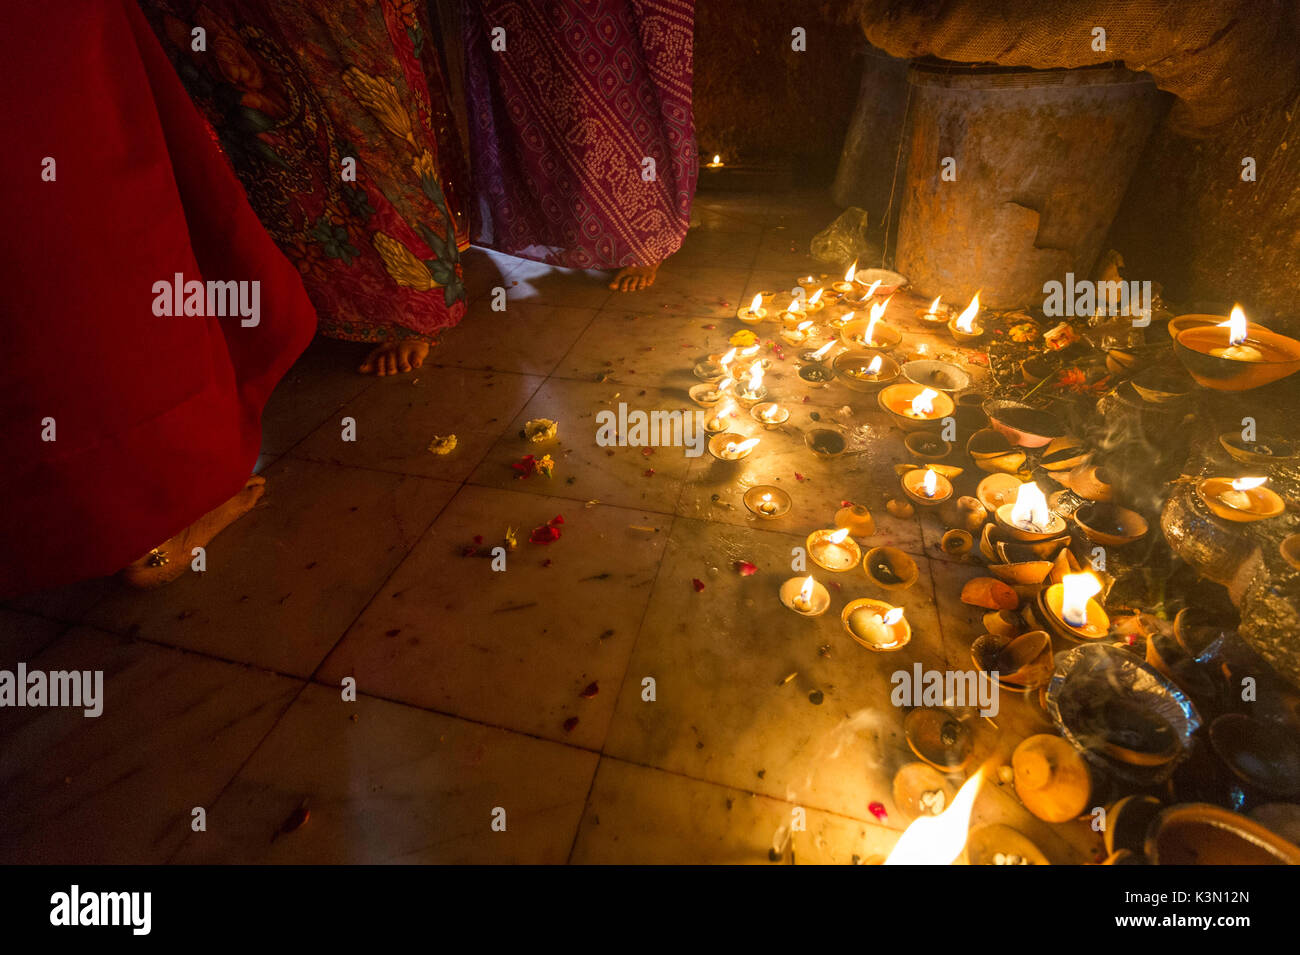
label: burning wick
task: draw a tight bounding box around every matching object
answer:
[856,606,906,648]
[832,261,857,292]
[758,403,785,423]
[718,347,737,371]
[742,363,765,396]
[1219,476,1268,511]
[723,437,760,458]
[955,292,980,333]
[921,468,938,498]
[706,399,733,430]
[710,154,722,167]
[844,262,856,284]
[885,772,982,864]
[794,575,816,611]
[759,492,777,515]
[1060,572,1102,629]
[925,295,942,318]
[863,354,884,378]
[1009,482,1051,532]
[807,288,824,308]
[862,297,891,344]
[1212,305,1264,361]
[909,387,939,418]
[740,292,766,321]
[703,376,733,402]
[810,341,836,362]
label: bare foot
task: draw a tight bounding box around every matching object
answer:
[121,476,267,589]
[609,263,659,292]
[359,338,431,376]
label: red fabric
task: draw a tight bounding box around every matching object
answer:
[0,0,317,595]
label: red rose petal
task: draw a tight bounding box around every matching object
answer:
[562,716,579,732]
[692,578,705,592]
[580,681,599,699]
[550,514,565,525]
[529,524,561,545]
[735,561,758,576]
[868,801,888,822]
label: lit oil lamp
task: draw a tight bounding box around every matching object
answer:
[705,153,724,168]
[801,340,838,364]
[803,288,826,312]
[778,296,806,328]
[797,274,823,293]
[1041,572,1109,641]
[737,292,767,324]
[693,346,736,382]
[831,261,858,295]
[834,503,875,536]
[842,599,910,651]
[750,400,789,428]
[1173,304,1300,391]
[994,481,1067,541]
[845,278,881,307]
[702,398,735,434]
[780,319,814,346]
[833,349,899,393]
[878,383,955,431]
[917,294,952,329]
[689,376,733,407]
[840,298,902,350]
[948,292,984,345]
[884,771,981,863]
[901,465,954,506]
[1197,475,1286,522]
[780,574,831,617]
[735,362,768,404]
[744,485,791,519]
[707,433,760,461]
[806,526,862,572]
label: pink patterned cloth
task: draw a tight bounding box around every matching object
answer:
[463,0,697,269]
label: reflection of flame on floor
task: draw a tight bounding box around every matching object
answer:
[884,770,983,865]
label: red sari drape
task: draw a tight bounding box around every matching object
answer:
[0,0,317,595]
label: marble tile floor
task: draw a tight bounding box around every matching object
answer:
[1,188,1102,865]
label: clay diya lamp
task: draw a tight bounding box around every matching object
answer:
[779,575,831,618]
[1046,546,1084,586]
[1074,502,1149,547]
[842,598,910,651]
[748,401,789,430]
[903,707,971,772]
[1281,534,1300,571]
[915,295,953,330]
[891,762,956,823]
[982,399,1064,449]
[779,320,814,346]
[994,481,1067,542]
[833,504,875,537]
[804,429,846,458]
[1210,714,1300,805]
[1053,462,1115,502]
[1104,347,1140,375]
[972,629,1053,689]
[966,428,1026,474]
[901,359,970,394]
[829,261,859,296]
[948,496,988,533]
[1174,305,1300,391]
[1013,734,1091,823]
[904,431,952,463]
[901,466,953,507]
[1147,804,1300,865]
[1040,573,1109,642]
[806,526,861,572]
[959,576,1019,611]
[878,383,954,432]
[1130,364,1195,404]
[947,292,984,345]
[1166,313,1218,341]
[862,546,919,591]
[1197,476,1285,522]
[692,346,736,382]
[989,560,1054,586]
[736,292,768,324]
[964,825,1050,866]
[800,339,839,365]
[733,363,769,406]
[1105,795,1164,857]
[1040,435,1090,473]
[854,268,906,297]
[939,528,973,558]
[689,376,733,408]
[702,398,737,434]
[797,362,835,387]
[796,274,824,293]
[983,609,1025,638]
[840,306,902,351]
[975,473,1023,517]
[706,432,760,461]
[743,485,791,520]
[801,288,826,313]
[1218,431,1297,466]
[777,297,808,329]
[995,535,1068,563]
[832,349,898,392]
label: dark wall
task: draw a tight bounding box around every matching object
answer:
[692,0,859,178]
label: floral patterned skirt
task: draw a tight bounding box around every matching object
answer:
[142,0,471,343]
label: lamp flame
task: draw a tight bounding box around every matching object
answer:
[1061,572,1102,628]
[827,527,850,545]
[749,292,764,315]
[884,771,982,865]
[798,576,815,605]
[882,606,905,626]
[1010,481,1050,531]
[808,288,824,306]
[844,261,857,283]
[866,355,883,375]
[1231,476,1267,491]
[921,468,938,497]
[712,154,722,165]
[910,387,939,417]
[716,377,734,395]
[955,292,980,333]
[740,344,760,358]
[719,347,737,368]
[725,437,760,456]
[787,297,804,315]
[796,320,813,333]
[861,279,881,299]
[1219,304,1248,346]
[746,363,764,393]
[927,295,942,315]
[811,341,836,361]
